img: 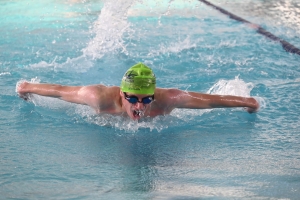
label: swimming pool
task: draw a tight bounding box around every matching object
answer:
[1,0,299,199]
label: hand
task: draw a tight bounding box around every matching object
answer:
[245,107,257,113]
[16,81,30,101]
[245,98,259,113]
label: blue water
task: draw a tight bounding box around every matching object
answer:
[1,0,300,199]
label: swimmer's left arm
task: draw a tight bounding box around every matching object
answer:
[167,89,259,113]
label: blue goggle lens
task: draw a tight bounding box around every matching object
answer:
[124,93,154,104]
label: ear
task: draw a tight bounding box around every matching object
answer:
[120,90,124,97]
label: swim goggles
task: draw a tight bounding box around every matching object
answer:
[124,92,154,104]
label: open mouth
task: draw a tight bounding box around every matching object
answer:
[133,110,144,118]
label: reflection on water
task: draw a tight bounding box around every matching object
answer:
[210,0,300,32]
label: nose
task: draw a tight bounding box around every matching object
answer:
[135,102,145,110]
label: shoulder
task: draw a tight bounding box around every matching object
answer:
[76,85,121,112]
[78,85,120,100]
[154,88,186,107]
[155,88,185,99]
[79,85,119,94]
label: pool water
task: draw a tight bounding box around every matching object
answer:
[1,0,299,199]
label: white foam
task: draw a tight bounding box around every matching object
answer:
[158,36,199,54]
[0,72,11,76]
[84,114,171,133]
[157,182,255,199]
[207,76,253,97]
[207,76,266,111]
[82,0,134,59]
[27,55,94,73]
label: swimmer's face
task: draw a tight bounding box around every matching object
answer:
[120,91,154,120]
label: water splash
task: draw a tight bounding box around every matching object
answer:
[82,114,171,133]
[16,78,76,110]
[25,0,134,72]
[207,76,253,96]
[156,36,199,55]
[207,76,266,110]
[82,0,134,59]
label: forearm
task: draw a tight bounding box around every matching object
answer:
[183,92,259,112]
[210,95,258,109]
[18,82,75,98]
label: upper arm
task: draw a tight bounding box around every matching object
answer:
[61,85,102,110]
[158,89,206,109]
[162,89,218,109]
[173,90,211,109]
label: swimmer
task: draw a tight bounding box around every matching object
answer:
[17,63,259,120]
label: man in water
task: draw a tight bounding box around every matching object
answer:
[17,63,259,120]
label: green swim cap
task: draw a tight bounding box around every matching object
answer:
[120,63,156,95]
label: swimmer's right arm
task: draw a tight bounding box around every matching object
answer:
[17,82,82,100]
[17,82,102,110]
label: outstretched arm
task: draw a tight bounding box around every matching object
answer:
[167,89,259,113]
[17,82,103,111]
